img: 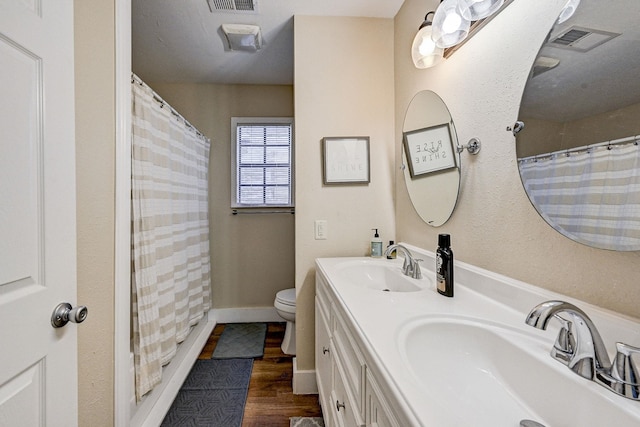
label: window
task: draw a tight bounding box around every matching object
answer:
[231,117,294,208]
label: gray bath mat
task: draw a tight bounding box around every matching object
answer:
[290,417,325,427]
[212,323,267,359]
[161,358,253,427]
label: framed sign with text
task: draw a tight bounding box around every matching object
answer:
[322,137,370,185]
[403,123,456,178]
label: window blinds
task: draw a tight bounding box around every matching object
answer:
[236,123,293,206]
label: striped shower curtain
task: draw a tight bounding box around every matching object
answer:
[519,142,640,250]
[131,77,211,400]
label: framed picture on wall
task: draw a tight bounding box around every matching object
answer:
[403,123,456,178]
[322,137,370,185]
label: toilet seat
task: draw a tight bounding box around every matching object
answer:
[275,288,296,308]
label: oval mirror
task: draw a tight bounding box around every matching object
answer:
[402,90,461,226]
[516,0,640,251]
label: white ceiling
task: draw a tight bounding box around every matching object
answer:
[132,0,405,85]
[519,0,640,122]
[133,0,640,123]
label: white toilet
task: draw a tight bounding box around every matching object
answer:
[274,288,296,355]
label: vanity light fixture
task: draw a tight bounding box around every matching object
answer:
[432,0,471,48]
[426,0,510,53]
[411,12,444,69]
[221,23,263,51]
[457,0,504,21]
[413,0,510,68]
[557,0,581,24]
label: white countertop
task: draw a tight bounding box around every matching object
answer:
[315,243,640,426]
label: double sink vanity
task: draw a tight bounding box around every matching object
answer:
[312,2,640,424]
[314,243,640,426]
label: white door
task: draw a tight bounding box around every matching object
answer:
[0,1,79,426]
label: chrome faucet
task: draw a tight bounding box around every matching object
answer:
[384,244,422,279]
[526,300,640,400]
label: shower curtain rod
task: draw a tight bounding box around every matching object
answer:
[519,134,640,162]
[131,73,209,143]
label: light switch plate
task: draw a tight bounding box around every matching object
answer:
[315,220,327,240]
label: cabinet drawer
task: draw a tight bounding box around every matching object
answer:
[332,307,365,418]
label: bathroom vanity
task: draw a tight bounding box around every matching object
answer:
[316,264,413,427]
[315,243,640,427]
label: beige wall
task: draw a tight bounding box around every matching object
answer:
[394,0,640,319]
[147,83,295,308]
[75,0,116,424]
[294,16,396,371]
[515,117,564,158]
[564,102,640,148]
[519,102,640,157]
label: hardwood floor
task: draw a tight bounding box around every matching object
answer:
[198,322,324,427]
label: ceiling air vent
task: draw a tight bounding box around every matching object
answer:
[548,26,620,53]
[552,28,590,45]
[207,0,258,13]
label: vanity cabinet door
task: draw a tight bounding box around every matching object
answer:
[333,306,366,419]
[333,353,365,427]
[365,371,401,427]
[315,297,332,408]
[316,273,331,321]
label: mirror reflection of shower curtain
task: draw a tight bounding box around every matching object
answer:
[519,142,640,250]
[131,77,211,401]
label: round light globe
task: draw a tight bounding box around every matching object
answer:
[457,0,505,21]
[432,0,471,48]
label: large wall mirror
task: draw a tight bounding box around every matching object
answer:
[516,0,640,251]
[403,90,461,226]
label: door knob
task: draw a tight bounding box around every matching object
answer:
[51,302,88,328]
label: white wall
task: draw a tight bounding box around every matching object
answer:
[394,0,640,319]
[294,16,396,372]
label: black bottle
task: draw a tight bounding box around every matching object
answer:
[436,234,454,297]
[386,240,396,259]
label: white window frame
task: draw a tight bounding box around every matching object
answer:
[231,117,295,209]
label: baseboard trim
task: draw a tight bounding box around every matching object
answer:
[130,313,215,427]
[210,306,282,323]
[293,357,318,395]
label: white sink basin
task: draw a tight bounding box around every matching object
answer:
[333,259,431,292]
[398,316,640,426]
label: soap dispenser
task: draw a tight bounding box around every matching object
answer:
[370,229,383,257]
[436,234,454,297]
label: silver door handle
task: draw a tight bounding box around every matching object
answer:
[51,302,88,328]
